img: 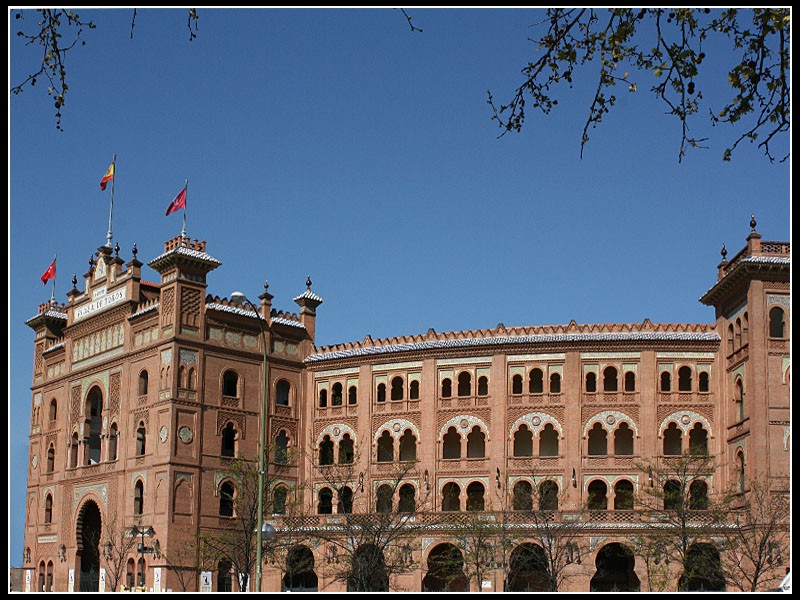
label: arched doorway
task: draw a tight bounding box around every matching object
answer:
[679,543,725,591]
[284,545,318,592]
[76,500,102,592]
[347,544,389,592]
[506,543,550,591]
[590,543,640,592]
[422,543,469,592]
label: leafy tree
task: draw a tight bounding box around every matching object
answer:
[488,8,790,162]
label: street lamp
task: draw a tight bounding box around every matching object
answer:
[230,290,269,592]
[130,525,155,588]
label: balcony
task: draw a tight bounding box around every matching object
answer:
[508,393,563,406]
[438,395,490,409]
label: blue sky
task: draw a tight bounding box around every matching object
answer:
[8,8,790,566]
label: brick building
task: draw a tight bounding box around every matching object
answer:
[22,221,790,592]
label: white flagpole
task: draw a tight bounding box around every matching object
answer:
[105,154,117,248]
[181,178,188,239]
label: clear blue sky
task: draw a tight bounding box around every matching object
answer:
[8,8,790,566]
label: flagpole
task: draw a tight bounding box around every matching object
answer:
[50,254,57,305]
[105,154,117,248]
[181,178,188,239]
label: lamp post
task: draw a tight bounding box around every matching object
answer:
[130,525,155,588]
[230,290,269,592]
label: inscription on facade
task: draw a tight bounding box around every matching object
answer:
[74,287,127,322]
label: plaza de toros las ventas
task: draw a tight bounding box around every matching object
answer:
[21,218,790,592]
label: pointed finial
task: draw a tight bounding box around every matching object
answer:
[89,255,95,268]
[750,214,757,232]
[72,274,78,289]
[264,280,270,293]
[721,243,727,261]
[114,241,120,257]
[306,276,312,290]
[132,242,138,258]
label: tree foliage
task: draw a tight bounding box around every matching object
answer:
[488,8,790,162]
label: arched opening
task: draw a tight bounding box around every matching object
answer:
[769,306,785,338]
[348,385,358,405]
[513,425,533,457]
[338,433,354,465]
[585,372,597,393]
[550,372,561,393]
[376,484,393,513]
[377,431,394,463]
[376,383,386,403]
[689,423,708,455]
[506,543,550,592]
[319,435,334,466]
[49,398,57,421]
[221,422,236,458]
[217,561,232,592]
[613,480,634,510]
[319,388,328,408]
[735,378,745,421]
[126,558,136,589]
[222,371,239,397]
[331,382,343,406]
[466,426,485,458]
[590,543,640,591]
[108,423,118,461]
[457,372,471,397]
[441,378,452,398]
[410,380,420,400]
[317,487,333,514]
[679,543,725,591]
[529,369,544,394]
[737,450,746,492]
[660,371,672,392]
[442,427,461,459]
[338,486,353,514]
[76,500,102,591]
[466,481,485,511]
[663,480,682,511]
[614,422,634,456]
[399,430,417,462]
[663,422,683,455]
[398,483,416,513]
[134,480,144,515]
[348,544,389,592]
[69,432,79,468]
[588,423,607,455]
[273,485,288,515]
[46,444,55,473]
[85,387,103,464]
[689,479,709,510]
[45,493,53,523]
[511,374,523,395]
[136,558,146,588]
[513,481,533,511]
[477,375,489,396]
[390,377,404,401]
[698,371,710,392]
[678,366,693,391]
[624,371,636,392]
[219,481,234,517]
[539,423,559,456]
[423,543,468,592]
[603,367,618,392]
[441,482,461,512]
[587,480,608,510]
[138,371,149,396]
[539,480,559,511]
[46,560,53,592]
[136,421,146,456]
[284,546,318,592]
[275,429,290,464]
[276,380,290,406]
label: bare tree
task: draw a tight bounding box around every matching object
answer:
[159,534,203,592]
[101,510,138,592]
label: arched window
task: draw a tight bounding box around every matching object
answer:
[217,561,232,592]
[743,312,749,345]
[539,481,559,511]
[338,486,353,514]
[377,431,394,462]
[689,423,708,455]
[466,482,485,511]
[137,558,146,588]
[511,374,523,395]
[586,372,597,393]
[735,318,742,348]
[221,422,236,458]
[513,481,533,511]
[46,561,53,592]
[660,371,672,392]
[457,372,471,397]
[399,430,417,462]
[587,480,608,510]
[678,366,692,392]
[588,423,607,455]
[109,423,118,462]
[331,383,343,406]
[136,422,146,456]
[624,371,636,392]
[442,427,461,459]
[769,306,785,338]
[275,429,290,464]
[138,370,149,396]
[728,323,735,354]
[69,433,79,469]
[398,484,416,513]
[219,481,234,517]
[409,380,420,400]
[348,386,358,405]
[539,423,559,456]
[134,480,144,516]
[38,562,45,593]
[737,450,746,492]
[276,380,291,406]
[318,487,333,514]
[222,371,239,397]
[513,425,533,457]
[735,377,745,421]
[441,378,452,398]
[46,444,55,473]
[376,484,393,513]
[319,388,328,408]
[663,422,682,455]
[529,369,544,394]
[614,422,634,456]
[466,426,485,458]
[377,383,386,403]
[319,435,334,466]
[663,480,682,511]
[390,377,404,401]
[477,376,489,396]
[44,493,53,524]
[49,399,57,422]
[689,480,708,510]
[550,372,562,393]
[273,486,288,515]
[188,367,196,390]
[603,367,618,392]
[442,482,461,511]
[614,480,634,510]
[698,372,710,392]
[339,433,354,465]
[85,387,103,464]
[127,558,136,589]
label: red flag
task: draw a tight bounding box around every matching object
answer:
[100,162,115,191]
[165,186,187,216]
[41,259,56,285]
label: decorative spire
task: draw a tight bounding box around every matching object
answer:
[306,275,312,290]
[71,274,78,290]
[132,242,138,259]
[750,214,757,232]
[114,242,120,258]
[720,243,727,261]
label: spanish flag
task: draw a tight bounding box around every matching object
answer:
[100,162,115,191]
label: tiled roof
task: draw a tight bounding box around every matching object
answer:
[271,316,306,329]
[25,308,68,327]
[293,288,324,303]
[206,302,267,320]
[129,303,160,319]
[148,245,221,270]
